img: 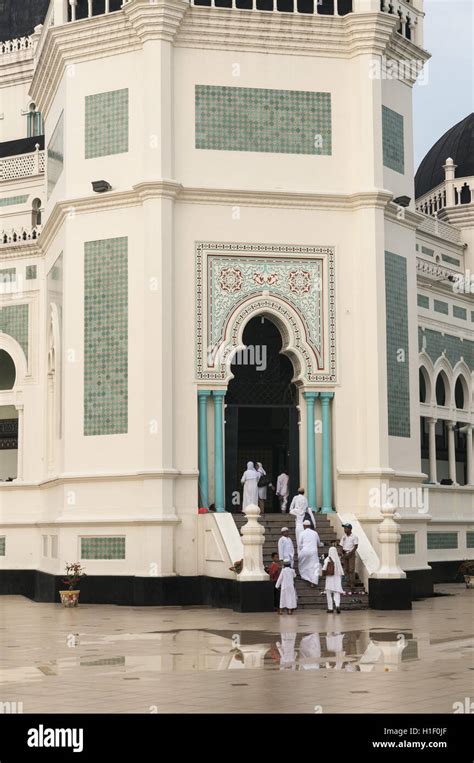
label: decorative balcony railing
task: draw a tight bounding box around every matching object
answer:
[0,226,42,247]
[416,213,462,245]
[416,176,474,217]
[0,147,45,181]
[0,36,34,56]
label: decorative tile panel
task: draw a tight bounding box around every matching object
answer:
[85,89,129,159]
[434,299,449,315]
[382,105,404,173]
[418,328,474,371]
[84,237,128,436]
[0,268,16,283]
[47,111,64,197]
[453,305,467,320]
[385,251,410,437]
[26,265,37,280]
[0,195,28,207]
[0,536,5,556]
[195,85,332,155]
[466,531,474,549]
[80,536,125,559]
[0,304,29,360]
[399,533,415,554]
[427,532,458,550]
[442,254,460,266]
[417,294,429,309]
[195,242,336,383]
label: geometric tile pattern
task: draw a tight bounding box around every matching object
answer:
[195,85,332,155]
[84,237,128,435]
[26,265,37,280]
[195,241,336,383]
[467,531,474,549]
[0,536,5,556]
[417,294,429,309]
[453,305,467,320]
[418,328,474,372]
[0,304,29,361]
[47,111,64,197]
[399,533,415,554]
[85,89,129,159]
[427,532,458,550]
[434,299,449,315]
[80,536,125,559]
[0,195,28,207]
[385,251,410,437]
[382,105,404,174]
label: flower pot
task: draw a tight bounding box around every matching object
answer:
[464,575,473,589]
[59,590,80,607]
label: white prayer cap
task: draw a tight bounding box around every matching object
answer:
[303,520,311,526]
[281,527,289,533]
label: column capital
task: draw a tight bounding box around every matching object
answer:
[447,420,458,430]
[320,391,334,401]
[212,390,226,400]
[197,390,211,399]
[303,391,318,401]
[427,417,437,425]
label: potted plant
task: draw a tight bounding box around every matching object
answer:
[59,563,86,607]
[458,561,474,589]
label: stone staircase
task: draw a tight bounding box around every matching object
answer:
[233,511,368,610]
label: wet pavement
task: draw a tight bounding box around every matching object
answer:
[0,584,472,714]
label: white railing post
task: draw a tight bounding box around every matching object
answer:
[88,0,93,17]
[105,0,110,12]
[34,143,41,174]
[69,0,77,21]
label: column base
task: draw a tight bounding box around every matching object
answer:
[368,578,412,610]
[320,506,334,514]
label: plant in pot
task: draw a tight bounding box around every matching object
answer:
[59,563,86,607]
[458,561,474,589]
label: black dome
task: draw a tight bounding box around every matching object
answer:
[415,113,474,199]
[0,0,50,41]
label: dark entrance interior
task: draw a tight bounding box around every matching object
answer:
[225,316,299,511]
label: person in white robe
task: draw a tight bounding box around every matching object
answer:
[322,545,345,613]
[297,521,322,586]
[275,560,297,614]
[256,462,269,512]
[278,528,294,567]
[240,461,259,509]
[276,470,290,512]
[289,487,315,545]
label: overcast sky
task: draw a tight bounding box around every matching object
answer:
[413,0,474,169]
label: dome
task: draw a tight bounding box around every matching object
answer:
[415,113,474,199]
[0,0,50,41]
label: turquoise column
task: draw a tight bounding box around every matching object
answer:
[304,391,318,510]
[197,390,211,508]
[321,392,334,513]
[213,390,226,512]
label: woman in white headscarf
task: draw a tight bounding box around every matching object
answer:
[241,461,259,509]
[256,462,268,512]
[322,546,345,614]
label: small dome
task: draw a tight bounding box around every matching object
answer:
[415,113,474,199]
[0,0,50,41]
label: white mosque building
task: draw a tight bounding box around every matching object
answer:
[0,0,472,609]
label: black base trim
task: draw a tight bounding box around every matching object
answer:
[368,578,412,610]
[0,570,274,612]
[429,560,473,584]
[405,568,433,598]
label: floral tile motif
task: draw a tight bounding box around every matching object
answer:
[195,242,336,383]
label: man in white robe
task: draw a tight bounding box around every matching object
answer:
[276,470,290,512]
[297,521,322,586]
[278,528,294,567]
[289,488,315,545]
[275,560,297,614]
[240,461,259,509]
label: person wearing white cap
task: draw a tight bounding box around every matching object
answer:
[339,523,359,591]
[278,528,294,568]
[275,559,297,614]
[289,487,315,545]
[240,461,259,509]
[322,545,345,614]
[297,520,322,587]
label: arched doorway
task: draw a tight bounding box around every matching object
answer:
[0,349,18,481]
[224,315,299,511]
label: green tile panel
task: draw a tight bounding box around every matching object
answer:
[427,532,458,550]
[421,246,434,257]
[453,305,467,320]
[84,237,128,436]
[0,304,29,361]
[80,536,125,559]
[385,251,410,437]
[441,254,460,266]
[26,265,37,280]
[195,85,332,156]
[0,537,5,556]
[417,294,429,309]
[434,299,449,315]
[0,195,28,207]
[467,532,474,549]
[85,88,129,159]
[399,533,415,554]
[418,327,474,372]
[0,268,16,282]
[382,105,404,174]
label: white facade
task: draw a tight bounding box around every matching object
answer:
[0,0,472,602]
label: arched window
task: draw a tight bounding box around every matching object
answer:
[0,350,16,390]
[32,198,42,228]
[454,377,467,409]
[460,183,472,205]
[27,103,43,138]
[435,372,448,406]
[419,368,427,402]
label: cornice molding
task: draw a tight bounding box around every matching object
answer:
[439,205,474,228]
[385,202,424,230]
